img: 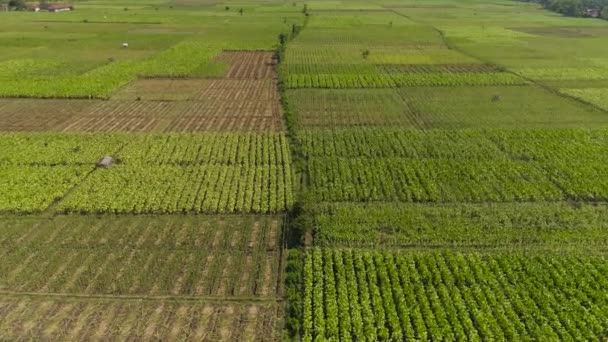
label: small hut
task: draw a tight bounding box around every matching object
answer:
[96,156,114,168]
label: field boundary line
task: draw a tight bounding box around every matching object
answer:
[0,290,282,304]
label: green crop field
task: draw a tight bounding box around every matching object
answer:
[2,0,608,339]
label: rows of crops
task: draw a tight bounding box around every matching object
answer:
[300,249,608,341]
[0,215,281,297]
[283,3,608,340]
[303,128,608,203]
[284,71,524,88]
[118,133,291,166]
[311,202,608,248]
[0,298,279,341]
[59,164,293,213]
[0,2,299,341]
[0,132,294,213]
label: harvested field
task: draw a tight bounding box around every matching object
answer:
[0,297,279,341]
[214,51,277,79]
[111,79,212,101]
[198,79,280,101]
[166,99,283,132]
[60,101,184,133]
[0,99,98,132]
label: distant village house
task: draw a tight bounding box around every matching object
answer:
[584,8,601,18]
[25,2,39,11]
[45,3,73,12]
[11,2,73,12]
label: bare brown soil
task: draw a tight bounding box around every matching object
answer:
[0,99,98,131]
[60,101,182,132]
[214,51,277,80]
[0,298,278,341]
[111,79,211,101]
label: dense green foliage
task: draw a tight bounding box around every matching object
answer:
[303,128,608,203]
[0,165,91,213]
[301,249,608,341]
[535,0,607,18]
[0,133,294,214]
[0,133,129,165]
[312,202,608,249]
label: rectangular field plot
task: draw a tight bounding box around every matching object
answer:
[197,79,280,101]
[304,128,608,203]
[213,51,277,79]
[308,157,561,202]
[0,215,282,297]
[111,79,212,101]
[112,78,284,132]
[116,133,291,166]
[312,202,608,249]
[57,133,294,213]
[0,298,279,341]
[58,164,293,214]
[283,70,524,88]
[398,85,608,129]
[297,249,608,341]
[60,101,186,133]
[287,89,420,128]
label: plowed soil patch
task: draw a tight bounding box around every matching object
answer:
[214,51,276,80]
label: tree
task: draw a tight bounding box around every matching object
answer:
[362,49,370,59]
[8,0,25,10]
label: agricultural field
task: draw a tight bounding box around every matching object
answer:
[282,0,608,340]
[0,0,299,339]
[297,249,608,341]
[0,215,284,340]
[3,0,608,339]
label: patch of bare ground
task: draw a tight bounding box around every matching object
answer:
[214,51,277,80]
[60,100,184,132]
[111,79,212,101]
[0,99,98,131]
